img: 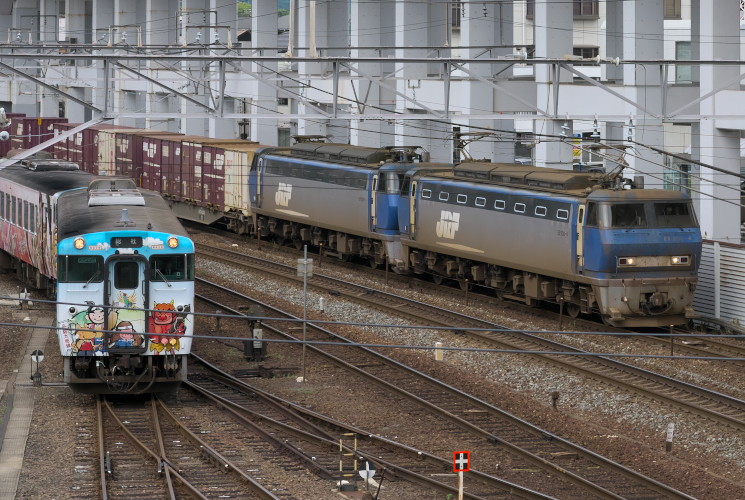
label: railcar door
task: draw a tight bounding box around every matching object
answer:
[370,174,378,230]
[576,204,586,272]
[106,254,148,352]
[409,180,418,237]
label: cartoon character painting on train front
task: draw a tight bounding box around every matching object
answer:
[149,300,191,355]
[61,298,190,356]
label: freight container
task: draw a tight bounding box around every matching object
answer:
[0,113,25,158]
[11,117,68,152]
[141,133,184,192]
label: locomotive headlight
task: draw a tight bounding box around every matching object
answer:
[671,255,690,265]
[618,257,636,266]
[167,236,179,248]
[74,238,86,250]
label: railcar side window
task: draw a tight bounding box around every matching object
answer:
[439,191,449,202]
[0,192,3,219]
[475,197,486,207]
[456,194,467,205]
[23,201,28,229]
[11,196,16,225]
[611,203,647,227]
[57,255,103,283]
[494,200,505,210]
[557,209,569,220]
[654,202,696,228]
[514,203,526,214]
[150,254,195,281]
[535,206,547,217]
[5,195,9,222]
[422,189,432,199]
[30,205,35,233]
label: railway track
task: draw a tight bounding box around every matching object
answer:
[196,243,745,432]
[195,277,697,499]
[96,395,280,499]
[187,355,552,499]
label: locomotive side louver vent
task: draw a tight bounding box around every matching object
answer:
[87,178,145,207]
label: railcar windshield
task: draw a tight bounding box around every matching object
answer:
[57,255,104,283]
[586,201,697,229]
[653,201,697,228]
[610,203,647,227]
[150,254,195,281]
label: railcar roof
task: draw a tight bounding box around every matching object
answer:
[0,164,188,241]
[448,161,600,192]
[0,163,93,195]
[285,143,392,166]
[57,187,188,241]
[588,189,691,201]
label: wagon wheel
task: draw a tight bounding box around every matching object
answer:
[565,302,581,318]
[293,239,305,249]
[457,278,472,291]
[368,258,380,269]
[432,274,445,285]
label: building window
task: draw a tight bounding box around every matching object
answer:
[664,160,691,195]
[574,0,599,18]
[664,0,682,19]
[675,41,692,84]
[573,46,599,64]
[526,0,598,19]
[451,0,462,28]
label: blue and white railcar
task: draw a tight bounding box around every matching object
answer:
[0,160,194,393]
[398,162,702,327]
[250,142,421,266]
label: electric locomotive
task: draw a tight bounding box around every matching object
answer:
[249,141,428,267]
[397,162,702,327]
[0,159,195,394]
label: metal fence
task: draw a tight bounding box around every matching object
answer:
[693,240,745,328]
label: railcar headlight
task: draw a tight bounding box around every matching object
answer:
[167,237,179,249]
[74,238,85,250]
[671,255,690,265]
[618,257,636,266]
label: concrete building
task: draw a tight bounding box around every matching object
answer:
[0,0,743,242]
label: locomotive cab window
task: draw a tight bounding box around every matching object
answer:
[654,202,696,228]
[57,255,104,283]
[586,203,597,226]
[150,254,195,281]
[611,203,647,228]
[115,261,140,290]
